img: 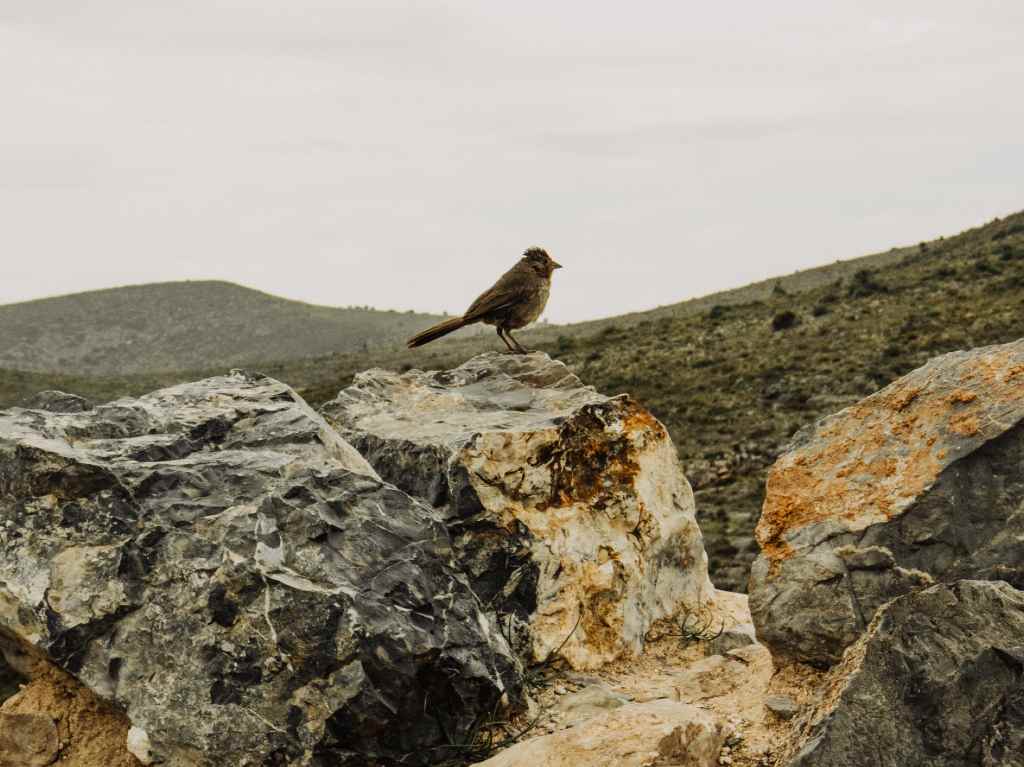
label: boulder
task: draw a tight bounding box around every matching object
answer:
[472,699,727,767]
[322,352,713,669]
[0,372,522,766]
[778,580,1024,767]
[749,339,1024,665]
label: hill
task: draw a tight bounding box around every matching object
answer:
[254,209,1024,590]
[0,280,459,376]
[2,210,1022,590]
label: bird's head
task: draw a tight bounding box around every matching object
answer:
[522,247,562,276]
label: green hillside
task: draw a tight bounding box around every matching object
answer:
[0,280,455,376]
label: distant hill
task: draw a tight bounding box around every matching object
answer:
[0,281,457,376]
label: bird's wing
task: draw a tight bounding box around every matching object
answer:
[462,266,528,322]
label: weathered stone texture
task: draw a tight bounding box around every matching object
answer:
[779,581,1024,767]
[750,339,1024,665]
[322,352,714,669]
[0,372,521,766]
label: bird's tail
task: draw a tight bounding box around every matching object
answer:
[407,316,469,348]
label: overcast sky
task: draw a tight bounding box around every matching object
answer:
[2,2,1022,322]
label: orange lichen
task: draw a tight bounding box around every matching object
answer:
[756,342,1024,567]
[949,389,978,405]
[949,413,980,437]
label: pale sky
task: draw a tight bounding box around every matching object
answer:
[2,1,1022,323]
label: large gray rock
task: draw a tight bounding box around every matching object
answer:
[779,580,1024,767]
[0,372,522,766]
[321,353,713,669]
[750,339,1024,666]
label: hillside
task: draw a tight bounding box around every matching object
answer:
[1,210,1022,590]
[0,280,458,376]
[256,209,1024,590]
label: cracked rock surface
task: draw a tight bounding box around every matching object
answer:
[321,352,713,669]
[778,580,1024,767]
[749,339,1024,666]
[0,372,522,766]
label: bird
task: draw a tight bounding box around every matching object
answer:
[407,247,562,354]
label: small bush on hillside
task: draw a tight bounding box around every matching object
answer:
[811,304,830,317]
[847,268,887,298]
[998,244,1021,261]
[974,259,1002,276]
[771,310,801,331]
[707,304,729,320]
[772,281,788,297]
[556,335,576,353]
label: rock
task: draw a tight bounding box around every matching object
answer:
[778,580,1024,767]
[671,647,765,703]
[0,712,59,767]
[23,389,93,413]
[0,372,522,766]
[750,340,1024,666]
[763,695,798,720]
[127,726,154,765]
[473,699,727,767]
[705,623,757,656]
[554,683,630,725]
[321,352,713,669]
[0,658,141,766]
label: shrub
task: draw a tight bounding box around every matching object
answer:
[771,310,801,331]
[847,269,887,298]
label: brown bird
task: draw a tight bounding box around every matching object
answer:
[407,247,562,354]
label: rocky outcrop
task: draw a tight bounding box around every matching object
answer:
[321,352,713,669]
[0,372,522,766]
[474,699,727,767]
[749,339,1024,666]
[778,580,1024,767]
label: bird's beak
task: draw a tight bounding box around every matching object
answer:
[552,261,563,269]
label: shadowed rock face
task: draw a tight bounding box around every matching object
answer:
[321,352,713,670]
[0,372,522,767]
[749,339,1024,667]
[779,581,1024,767]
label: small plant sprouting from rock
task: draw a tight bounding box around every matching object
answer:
[665,604,725,645]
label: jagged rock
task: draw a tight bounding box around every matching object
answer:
[778,580,1024,767]
[0,372,522,766]
[321,352,713,669]
[749,340,1024,666]
[704,622,757,656]
[473,699,727,767]
[23,390,93,413]
[0,712,59,767]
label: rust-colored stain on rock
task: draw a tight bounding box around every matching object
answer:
[756,343,1024,564]
[535,398,657,513]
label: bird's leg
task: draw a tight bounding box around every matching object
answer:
[506,330,531,354]
[497,327,518,354]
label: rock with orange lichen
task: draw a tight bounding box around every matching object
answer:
[322,352,714,669]
[750,339,1024,666]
